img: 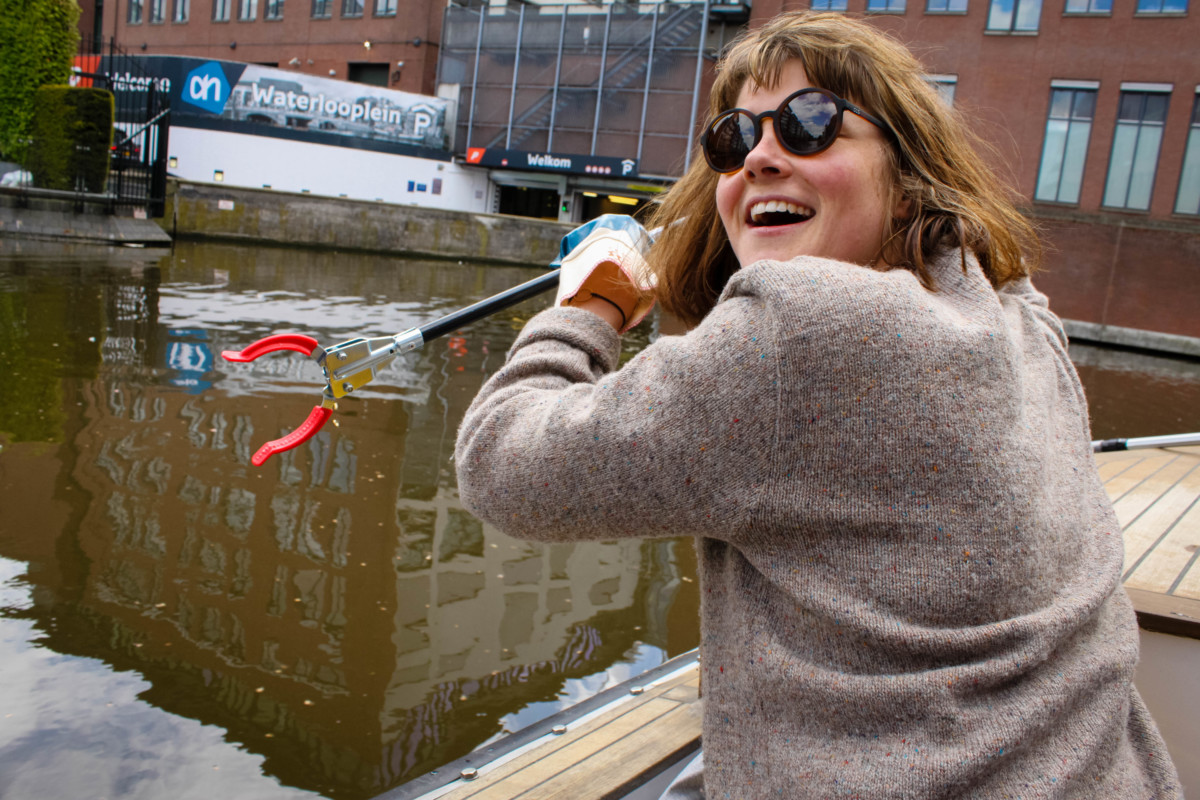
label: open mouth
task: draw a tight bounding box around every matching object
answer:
[749,200,814,227]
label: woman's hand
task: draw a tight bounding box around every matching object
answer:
[553,215,656,333]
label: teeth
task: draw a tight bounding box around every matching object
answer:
[750,200,812,223]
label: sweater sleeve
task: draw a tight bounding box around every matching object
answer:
[454,294,781,543]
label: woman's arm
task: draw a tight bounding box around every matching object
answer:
[454,294,780,544]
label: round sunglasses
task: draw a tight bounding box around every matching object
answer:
[700,87,894,174]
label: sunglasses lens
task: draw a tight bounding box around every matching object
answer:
[779,92,839,155]
[704,111,756,173]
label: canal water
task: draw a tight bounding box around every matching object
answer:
[0,239,1197,799]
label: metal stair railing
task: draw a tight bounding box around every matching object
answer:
[484,4,702,151]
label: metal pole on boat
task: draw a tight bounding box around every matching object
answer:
[1092,432,1200,452]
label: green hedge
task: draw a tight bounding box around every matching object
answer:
[0,0,81,161]
[26,86,114,192]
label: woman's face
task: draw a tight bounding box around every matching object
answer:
[715,60,899,269]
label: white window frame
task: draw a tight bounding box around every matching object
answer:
[374,0,396,16]
[1136,0,1187,12]
[1174,88,1200,215]
[811,0,849,10]
[341,0,364,17]
[128,0,144,24]
[927,0,968,12]
[238,0,258,20]
[173,0,189,22]
[987,0,1043,31]
[1102,83,1172,211]
[1064,0,1111,13]
[213,0,231,21]
[265,0,284,19]
[1034,80,1098,205]
[867,0,907,12]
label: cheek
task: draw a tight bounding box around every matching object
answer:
[714,177,739,227]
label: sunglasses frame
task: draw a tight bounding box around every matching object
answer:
[700,87,894,174]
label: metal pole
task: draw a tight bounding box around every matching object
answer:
[636,3,660,163]
[548,5,567,151]
[1093,432,1200,452]
[685,0,711,173]
[590,3,614,156]
[466,5,485,150]
[505,4,525,149]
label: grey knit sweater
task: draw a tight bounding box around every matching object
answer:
[454,249,1181,798]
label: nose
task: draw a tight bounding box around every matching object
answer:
[742,114,792,178]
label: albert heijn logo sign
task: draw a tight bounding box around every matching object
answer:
[183,61,232,114]
[466,148,638,179]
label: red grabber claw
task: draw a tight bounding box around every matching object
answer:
[250,405,334,466]
[221,333,335,466]
[221,334,320,362]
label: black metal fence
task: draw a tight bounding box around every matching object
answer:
[9,37,170,218]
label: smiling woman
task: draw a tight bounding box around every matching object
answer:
[455,10,1183,800]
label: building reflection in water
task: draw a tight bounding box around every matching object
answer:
[0,241,700,798]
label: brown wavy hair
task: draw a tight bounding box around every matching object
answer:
[645,11,1040,328]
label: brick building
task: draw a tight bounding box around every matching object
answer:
[90,0,443,96]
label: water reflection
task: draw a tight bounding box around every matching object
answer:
[0,238,1196,798]
[0,239,700,799]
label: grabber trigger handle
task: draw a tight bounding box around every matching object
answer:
[222,334,320,363]
[251,405,334,466]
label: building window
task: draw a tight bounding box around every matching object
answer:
[265,0,283,18]
[928,74,958,105]
[1035,84,1096,204]
[927,0,968,11]
[173,0,189,22]
[341,0,363,17]
[374,0,396,15]
[213,0,231,21]
[1136,0,1187,11]
[149,0,165,22]
[1103,86,1170,211]
[987,0,1042,31]
[312,0,331,16]
[238,0,257,20]
[1174,93,1200,215]
[128,0,144,23]
[811,0,848,9]
[867,0,906,10]
[1065,0,1110,12]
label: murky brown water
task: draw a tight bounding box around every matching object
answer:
[0,238,1197,800]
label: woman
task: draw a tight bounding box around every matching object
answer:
[455,12,1181,798]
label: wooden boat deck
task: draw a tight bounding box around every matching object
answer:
[389,445,1200,800]
[1096,444,1200,637]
